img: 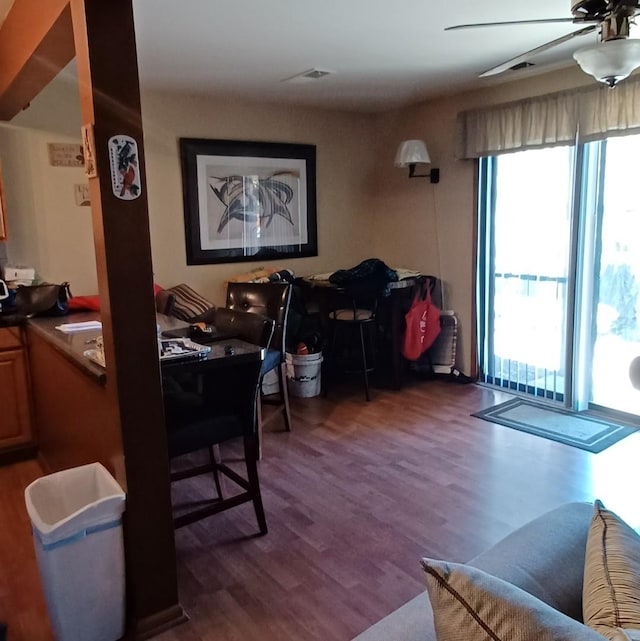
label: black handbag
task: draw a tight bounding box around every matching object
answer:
[15,282,73,317]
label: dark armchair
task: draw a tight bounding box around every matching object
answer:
[163,309,274,533]
[226,282,292,456]
[213,307,275,353]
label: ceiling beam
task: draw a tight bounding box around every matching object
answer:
[0,0,75,121]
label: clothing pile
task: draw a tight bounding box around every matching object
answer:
[328,258,398,298]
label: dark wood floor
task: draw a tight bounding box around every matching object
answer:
[3,378,640,641]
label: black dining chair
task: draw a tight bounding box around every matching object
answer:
[226,282,292,455]
[162,310,274,533]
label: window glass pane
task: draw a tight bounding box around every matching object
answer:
[489,147,574,398]
[591,134,640,414]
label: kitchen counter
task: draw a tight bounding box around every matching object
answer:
[26,312,106,383]
[25,311,189,474]
[26,312,192,384]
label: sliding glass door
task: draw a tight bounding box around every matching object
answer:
[590,136,640,415]
[478,134,640,419]
[478,147,575,401]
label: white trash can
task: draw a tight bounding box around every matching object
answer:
[286,352,323,398]
[261,367,280,395]
[24,462,126,641]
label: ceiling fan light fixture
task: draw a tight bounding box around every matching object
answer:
[573,38,640,87]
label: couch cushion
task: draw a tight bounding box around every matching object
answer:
[166,283,215,322]
[423,559,606,641]
[350,502,594,641]
[583,500,640,641]
[470,501,593,622]
[351,593,433,641]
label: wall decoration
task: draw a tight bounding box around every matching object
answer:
[108,135,141,200]
[74,184,91,207]
[48,143,84,167]
[180,138,317,264]
[0,162,7,240]
[81,125,97,178]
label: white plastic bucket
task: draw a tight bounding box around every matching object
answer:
[286,352,323,398]
[261,368,279,395]
[24,462,126,641]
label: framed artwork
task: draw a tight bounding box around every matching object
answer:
[179,138,317,264]
[0,163,7,240]
[47,143,84,167]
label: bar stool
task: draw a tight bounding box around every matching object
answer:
[327,283,381,401]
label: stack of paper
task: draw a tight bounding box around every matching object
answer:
[55,321,103,333]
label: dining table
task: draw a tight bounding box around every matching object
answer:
[28,311,264,382]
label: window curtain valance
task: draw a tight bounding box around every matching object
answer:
[458,74,640,159]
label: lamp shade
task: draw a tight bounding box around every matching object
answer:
[394,140,431,167]
[573,39,640,87]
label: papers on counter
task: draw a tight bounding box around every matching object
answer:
[84,348,105,368]
[55,321,103,333]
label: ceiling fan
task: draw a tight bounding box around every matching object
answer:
[446,1,640,87]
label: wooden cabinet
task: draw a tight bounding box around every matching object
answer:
[0,326,35,462]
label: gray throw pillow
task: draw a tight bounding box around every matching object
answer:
[422,558,606,641]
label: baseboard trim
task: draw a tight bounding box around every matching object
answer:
[127,604,189,640]
[36,451,52,475]
[0,444,37,467]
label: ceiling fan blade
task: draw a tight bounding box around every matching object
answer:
[479,24,598,77]
[446,18,576,31]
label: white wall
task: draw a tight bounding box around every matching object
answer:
[140,90,377,305]
[369,66,595,374]
[1,74,98,294]
[1,62,601,374]
[1,73,378,307]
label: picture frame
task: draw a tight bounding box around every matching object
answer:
[47,142,84,167]
[179,138,317,264]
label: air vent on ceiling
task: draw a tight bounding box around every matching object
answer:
[283,68,333,83]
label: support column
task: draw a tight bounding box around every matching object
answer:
[70,1,185,637]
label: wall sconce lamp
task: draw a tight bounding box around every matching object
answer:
[394,140,440,183]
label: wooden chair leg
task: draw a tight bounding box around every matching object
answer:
[277,361,292,432]
[325,320,340,397]
[208,445,223,498]
[256,390,264,461]
[244,435,268,535]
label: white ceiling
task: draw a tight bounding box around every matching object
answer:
[131,0,606,111]
[0,1,618,112]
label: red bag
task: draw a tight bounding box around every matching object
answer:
[402,289,441,361]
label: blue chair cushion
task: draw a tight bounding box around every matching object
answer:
[260,348,282,376]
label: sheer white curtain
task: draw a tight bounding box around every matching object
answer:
[458,75,640,159]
